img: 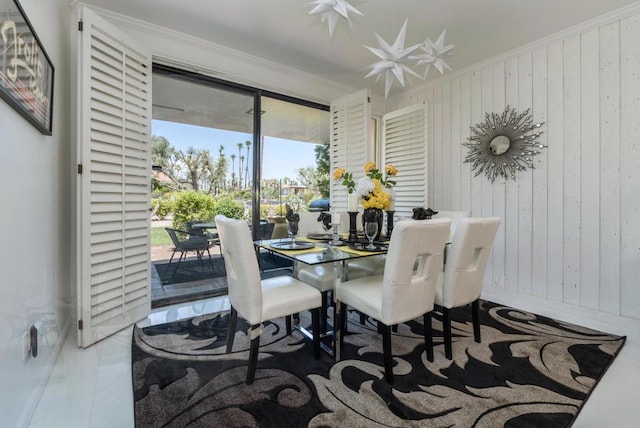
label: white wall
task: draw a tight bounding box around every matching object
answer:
[387,4,640,339]
[0,0,71,426]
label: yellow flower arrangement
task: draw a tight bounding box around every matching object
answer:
[333,162,398,210]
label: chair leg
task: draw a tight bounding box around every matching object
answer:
[472,299,481,343]
[167,249,177,265]
[443,307,452,360]
[311,308,321,359]
[171,252,185,281]
[320,291,329,333]
[424,312,434,362]
[381,323,394,384]
[285,315,292,335]
[247,324,261,384]
[205,248,214,269]
[226,306,238,353]
[338,302,347,349]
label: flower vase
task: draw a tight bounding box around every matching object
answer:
[362,208,383,242]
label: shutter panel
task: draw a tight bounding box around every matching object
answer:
[329,90,371,212]
[76,7,151,347]
[382,103,428,219]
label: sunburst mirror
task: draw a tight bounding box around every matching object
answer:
[463,106,545,182]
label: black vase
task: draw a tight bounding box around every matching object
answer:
[362,208,384,241]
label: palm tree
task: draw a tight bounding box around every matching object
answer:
[230,154,236,189]
[239,156,245,188]
[244,140,251,189]
[236,142,244,188]
[211,145,228,194]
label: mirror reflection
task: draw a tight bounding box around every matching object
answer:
[489,135,510,155]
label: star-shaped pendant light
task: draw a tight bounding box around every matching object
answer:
[307,0,363,38]
[364,19,421,98]
[411,29,455,78]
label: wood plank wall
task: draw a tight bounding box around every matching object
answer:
[387,9,640,322]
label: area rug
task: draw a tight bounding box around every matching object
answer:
[154,253,293,285]
[131,300,625,427]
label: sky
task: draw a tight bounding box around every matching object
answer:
[152,120,319,180]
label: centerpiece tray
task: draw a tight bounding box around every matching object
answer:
[270,241,315,250]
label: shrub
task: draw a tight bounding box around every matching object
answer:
[151,197,174,220]
[172,191,216,229]
[214,196,244,219]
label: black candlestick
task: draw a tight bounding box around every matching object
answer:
[386,211,395,238]
[347,211,358,242]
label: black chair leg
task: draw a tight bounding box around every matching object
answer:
[226,306,238,353]
[472,299,481,343]
[285,315,292,335]
[247,324,261,384]
[205,248,214,269]
[443,307,452,360]
[392,324,398,333]
[424,312,434,362]
[381,323,394,384]
[320,291,329,333]
[311,308,321,359]
[171,252,185,281]
[339,302,347,348]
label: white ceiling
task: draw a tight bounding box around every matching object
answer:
[82,0,638,97]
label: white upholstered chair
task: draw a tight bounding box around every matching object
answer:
[214,215,323,384]
[434,217,501,359]
[335,218,451,383]
[431,210,471,237]
[297,212,326,237]
[296,258,368,333]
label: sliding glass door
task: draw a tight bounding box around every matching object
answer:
[149,64,329,306]
[150,66,255,306]
[259,96,330,238]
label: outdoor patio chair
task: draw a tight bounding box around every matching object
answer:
[165,227,216,280]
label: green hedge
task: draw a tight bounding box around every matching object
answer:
[171,191,244,229]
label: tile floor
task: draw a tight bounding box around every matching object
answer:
[29,296,640,427]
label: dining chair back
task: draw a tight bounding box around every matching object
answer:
[335,218,451,383]
[214,218,263,323]
[214,215,322,384]
[431,210,471,236]
[380,218,452,325]
[297,212,326,236]
[435,217,501,359]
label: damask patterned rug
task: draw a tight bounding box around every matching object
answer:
[131,300,625,427]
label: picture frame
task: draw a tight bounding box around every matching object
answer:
[0,0,55,135]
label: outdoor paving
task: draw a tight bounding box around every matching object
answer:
[150,220,226,307]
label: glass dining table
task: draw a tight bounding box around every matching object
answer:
[254,237,388,359]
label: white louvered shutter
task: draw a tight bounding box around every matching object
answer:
[382,103,428,219]
[330,90,371,212]
[76,7,152,347]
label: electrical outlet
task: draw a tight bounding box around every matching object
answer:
[20,330,30,361]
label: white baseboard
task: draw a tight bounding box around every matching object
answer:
[482,288,640,344]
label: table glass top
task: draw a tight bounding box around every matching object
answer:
[255,239,387,265]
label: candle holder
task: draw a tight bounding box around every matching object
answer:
[385,211,395,238]
[347,211,358,242]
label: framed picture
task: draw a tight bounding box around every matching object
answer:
[0,0,54,135]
